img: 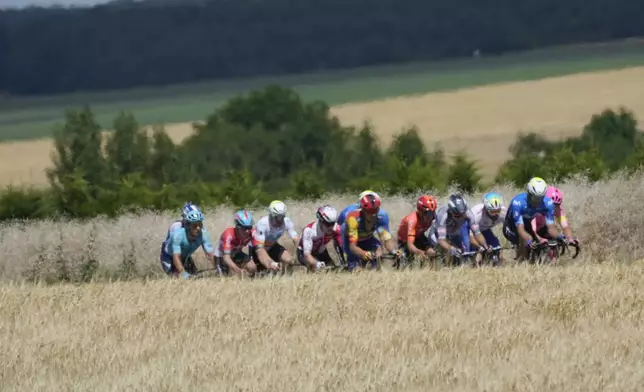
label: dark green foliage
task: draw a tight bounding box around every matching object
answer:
[497,108,640,186]
[0,87,642,220]
[2,0,644,94]
[448,152,482,195]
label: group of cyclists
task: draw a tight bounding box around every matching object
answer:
[160,177,580,279]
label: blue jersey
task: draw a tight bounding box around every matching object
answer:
[337,203,390,228]
[162,224,214,259]
[507,192,555,226]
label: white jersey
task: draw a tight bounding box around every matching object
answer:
[298,221,342,254]
[470,203,507,232]
[252,215,298,249]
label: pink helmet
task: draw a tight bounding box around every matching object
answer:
[545,186,563,205]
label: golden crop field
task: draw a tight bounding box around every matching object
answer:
[2,66,644,187]
[1,171,644,391]
[2,262,643,391]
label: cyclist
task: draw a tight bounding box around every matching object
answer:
[502,177,558,260]
[430,194,488,265]
[342,194,403,272]
[468,192,507,265]
[337,190,389,227]
[251,200,300,273]
[214,210,258,277]
[297,205,345,272]
[397,195,438,264]
[160,207,215,279]
[531,186,579,246]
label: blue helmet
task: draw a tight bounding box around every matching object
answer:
[182,202,201,219]
[233,210,254,228]
[482,192,504,211]
[184,209,204,223]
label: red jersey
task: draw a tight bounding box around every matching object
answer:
[297,221,342,255]
[214,227,258,257]
[397,212,433,243]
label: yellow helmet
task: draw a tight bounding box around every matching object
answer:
[358,189,380,203]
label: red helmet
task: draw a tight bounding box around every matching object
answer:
[416,195,437,213]
[359,194,381,213]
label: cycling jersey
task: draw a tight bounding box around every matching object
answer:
[342,209,392,244]
[397,211,434,243]
[298,221,342,255]
[162,223,214,259]
[532,206,569,232]
[252,215,298,249]
[430,205,480,240]
[470,203,506,232]
[507,193,555,227]
[214,227,258,258]
[337,203,390,227]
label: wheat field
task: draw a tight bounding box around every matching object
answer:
[2,262,643,391]
[2,174,644,391]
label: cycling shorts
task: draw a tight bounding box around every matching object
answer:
[215,251,252,276]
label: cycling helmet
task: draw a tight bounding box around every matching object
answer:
[182,202,201,219]
[184,209,204,223]
[447,194,468,216]
[483,192,504,212]
[526,177,548,197]
[358,189,381,203]
[268,200,287,217]
[316,205,338,225]
[359,194,381,213]
[417,195,438,213]
[233,210,254,228]
[545,186,563,205]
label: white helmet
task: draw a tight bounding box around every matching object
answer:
[268,200,287,217]
[358,189,380,203]
[526,177,548,197]
[316,205,338,225]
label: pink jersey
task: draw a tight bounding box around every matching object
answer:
[532,205,568,231]
[297,221,342,255]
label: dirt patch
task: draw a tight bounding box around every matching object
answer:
[3,66,644,187]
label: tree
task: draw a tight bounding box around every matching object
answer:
[47,107,109,192]
[105,112,151,179]
[447,152,482,194]
[581,107,641,170]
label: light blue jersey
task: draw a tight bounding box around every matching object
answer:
[507,192,555,226]
[162,223,214,259]
[337,203,390,229]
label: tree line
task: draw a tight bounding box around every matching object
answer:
[1,0,644,95]
[1,85,643,221]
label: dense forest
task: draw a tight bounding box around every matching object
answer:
[1,0,643,95]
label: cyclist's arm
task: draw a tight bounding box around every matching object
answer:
[286,218,299,247]
[545,203,559,239]
[347,218,369,258]
[252,228,278,270]
[406,219,424,255]
[170,231,187,273]
[200,230,216,266]
[301,227,318,267]
[468,212,487,249]
[223,253,244,275]
[332,226,345,264]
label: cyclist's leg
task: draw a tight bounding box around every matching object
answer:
[482,229,502,264]
[160,252,177,275]
[234,251,256,275]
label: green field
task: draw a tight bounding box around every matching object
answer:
[2,38,644,141]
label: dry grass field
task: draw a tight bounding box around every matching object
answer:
[2,262,643,391]
[2,66,644,187]
[2,173,644,390]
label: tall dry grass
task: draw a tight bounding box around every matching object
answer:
[1,173,644,283]
[1,262,643,391]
